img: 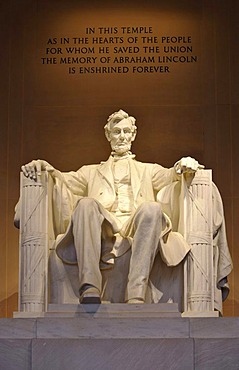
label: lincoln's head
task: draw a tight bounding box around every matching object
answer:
[104,109,137,155]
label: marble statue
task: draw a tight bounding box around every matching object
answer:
[16,109,233,315]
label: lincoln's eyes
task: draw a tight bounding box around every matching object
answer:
[112,128,131,135]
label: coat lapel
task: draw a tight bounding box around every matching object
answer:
[128,159,145,202]
[98,156,115,193]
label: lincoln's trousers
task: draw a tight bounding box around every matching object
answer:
[72,198,164,301]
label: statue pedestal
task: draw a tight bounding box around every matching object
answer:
[47,302,181,317]
[13,303,219,319]
[14,303,181,319]
[1,311,239,369]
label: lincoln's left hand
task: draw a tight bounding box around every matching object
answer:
[174,156,205,175]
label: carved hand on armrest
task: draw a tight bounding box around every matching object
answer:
[21,159,55,181]
[174,156,205,187]
[174,156,205,174]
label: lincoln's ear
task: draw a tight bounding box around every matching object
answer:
[131,130,137,142]
[105,129,111,142]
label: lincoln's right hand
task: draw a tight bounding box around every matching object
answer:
[21,159,54,180]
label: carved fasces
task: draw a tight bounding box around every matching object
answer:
[180,170,215,314]
[19,172,49,313]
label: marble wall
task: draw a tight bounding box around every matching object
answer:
[0,0,238,317]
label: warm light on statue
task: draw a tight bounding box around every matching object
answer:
[15,110,233,316]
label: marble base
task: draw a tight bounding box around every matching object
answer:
[14,303,218,318]
[13,303,181,318]
[47,302,181,318]
[2,311,239,370]
[182,310,219,317]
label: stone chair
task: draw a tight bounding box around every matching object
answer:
[14,169,232,317]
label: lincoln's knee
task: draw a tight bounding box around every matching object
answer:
[73,198,99,219]
[137,201,163,221]
[77,198,97,208]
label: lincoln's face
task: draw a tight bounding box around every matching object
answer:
[108,118,136,154]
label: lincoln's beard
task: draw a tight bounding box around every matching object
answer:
[111,142,132,154]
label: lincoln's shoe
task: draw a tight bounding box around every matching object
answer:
[126,298,145,304]
[79,287,101,304]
